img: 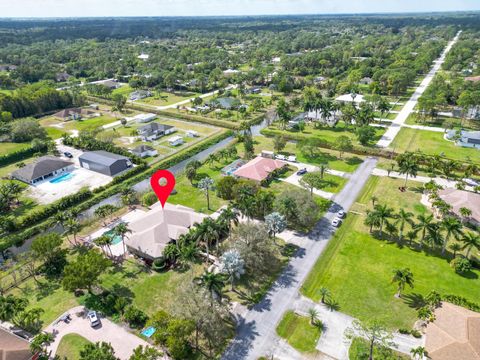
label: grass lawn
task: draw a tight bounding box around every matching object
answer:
[56,334,92,360]
[390,127,480,162]
[312,173,348,193]
[276,311,321,353]
[349,338,409,360]
[137,91,200,106]
[39,115,119,138]
[301,176,480,330]
[111,85,133,97]
[0,142,30,154]
[405,113,480,130]
[264,122,386,148]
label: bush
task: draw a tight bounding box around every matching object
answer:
[398,328,410,335]
[410,329,422,338]
[142,191,158,207]
[443,294,480,312]
[216,176,238,200]
[451,257,472,274]
[152,257,168,272]
[124,306,148,329]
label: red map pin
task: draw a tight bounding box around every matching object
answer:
[150,169,176,209]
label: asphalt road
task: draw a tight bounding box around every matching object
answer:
[222,157,378,360]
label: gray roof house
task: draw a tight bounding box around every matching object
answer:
[11,156,74,185]
[138,122,175,141]
[79,151,132,176]
[130,90,152,101]
[446,130,480,149]
[131,145,158,158]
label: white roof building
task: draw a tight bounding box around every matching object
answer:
[335,93,365,104]
[138,53,150,60]
[134,113,157,123]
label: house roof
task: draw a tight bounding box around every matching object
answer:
[425,302,480,360]
[0,328,33,360]
[125,203,206,259]
[132,145,155,153]
[335,94,365,104]
[11,156,73,182]
[233,156,287,182]
[53,108,94,119]
[438,189,480,223]
[139,122,173,133]
[79,151,129,166]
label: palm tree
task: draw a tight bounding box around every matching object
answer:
[318,287,331,304]
[194,218,221,262]
[218,206,239,233]
[205,153,218,168]
[440,217,463,255]
[425,225,443,251]
[177,242,199,270]
[410,346,427,360]
[449,242,462,258]
[307,308,319,326]
[414,214,435,248]
[372,204,395,239]
[94,235,113,257]
[391,268,414,298]
[64,218,81,246]
[364,210,380,233]
[459,207,472,223]
[460,232,480,259]
[405,230,417,248]
[113,223,131,257]
[198,177,215,210]
[395,209,414,243]
[195,270,225,305]
[319,163,328,179]
[370,195,378,207]
[397,155,418,188]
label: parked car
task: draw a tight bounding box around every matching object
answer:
[337,210,346,218]
[63,151,73,158]
[276,154,286,161]
[296,168,308,176]
[287,155,297,162]
[87,311,100,327]
[331,218,342,227]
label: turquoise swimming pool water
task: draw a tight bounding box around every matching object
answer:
[103,229,123,245]
[50,172,74,183]
[141,326,156,338]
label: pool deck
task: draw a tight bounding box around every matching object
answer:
[26,167,112,204]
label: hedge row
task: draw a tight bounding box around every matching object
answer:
[443,294,480,313]
[0,130,233,250]
[0,146,48,167]
[86,95,264,130]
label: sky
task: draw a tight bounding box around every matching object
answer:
[1,0,480,18]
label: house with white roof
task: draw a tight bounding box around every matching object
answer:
[446,130,480,149]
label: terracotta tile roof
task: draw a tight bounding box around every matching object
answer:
[425,302,480,360]
[233,157,287,182]
[438,189,480,223]
[0,328,33,360]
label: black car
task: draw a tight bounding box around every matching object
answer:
[63,151,73,158]
[296,168,308,176]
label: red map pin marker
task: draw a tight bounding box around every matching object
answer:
[150,169,176,209]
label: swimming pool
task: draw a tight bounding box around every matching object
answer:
[141,326,156,338]
[49,172,75,184]
[103,229,123,245]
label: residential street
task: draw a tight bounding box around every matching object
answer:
[222,157,378,360]
[376,31,461,148]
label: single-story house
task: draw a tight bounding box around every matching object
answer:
[125,203,206,261]
[11,156,74,185]
[168,135,184,146]
[209,97,241,110]
[129,90,152,101]
[425,302,480,360]
[437,188,480,225]
[79,150,132,176]
[56,72,71,82]
[246,87,262,94]
[0,64,17,72]
[88,79,121,89]
[446,130,480,149]
[186,130,199,138]
[233,156,287,182]
[223,69,240,77]
[0,328,38,360]
[314,76,326,84]
[138,53,149,60]
[335,93,365,104]
[53,108,98,121]
[452,106,480,120]
[134,113,157,123]
[138,122,176,141]
[130,145,158,158]
[359,77,373,85]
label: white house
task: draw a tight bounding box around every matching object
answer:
[168,135,184,146]
[131,145,158,158]
[138,53,149,60]
[335,93,365,104]
[138,123,176,141]
[134,113,157,123]
[186,130,199,138]
[446,130,480,149]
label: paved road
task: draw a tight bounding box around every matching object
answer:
[377,31,461,148]
[45,306,164,360]
[222,157,378,360]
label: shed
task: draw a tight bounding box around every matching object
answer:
[79,151,132,176]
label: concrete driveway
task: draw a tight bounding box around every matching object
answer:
[46,306,161,360]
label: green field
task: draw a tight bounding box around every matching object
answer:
[405,114,480,130]
[56,334,92,360]
[39,115,119,138]
[301,176,480,329]
[390,127,480,161]
[0,142,30,154]
[138,91,200,106]
[276,311,321,353]
[349,338,409,360]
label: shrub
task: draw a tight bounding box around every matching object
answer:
[442,294,480,312]
[142,191,158,207]
[152,257,168,272]
[398,328,410,335]
[410,329,422,338]
[124,306,148,329]
[0,144,49,167]
[216,176,238,200]
[451,257,472,274]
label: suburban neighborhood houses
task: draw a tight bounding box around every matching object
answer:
[0,10,479,360]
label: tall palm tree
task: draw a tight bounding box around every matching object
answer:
[395,209,414,243]
[194,218,221,262]
[364,210,380,233]
[449,242,462,258]
[405,230,417,248]
[64,218,81,246]
[317,287,331,304]
[425,225,444,251]
[460,232,480,259]
[459,207,472,223]
[391,268,414,298]
[218,205,240,233]
[307,308,319,326]
[372,204,395,239]
[440,217,463,255]
[414,214,435,248]
[397,156,419,188]
[94,235,113,257]
[113,223,131,257]
[195,270,225,305]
